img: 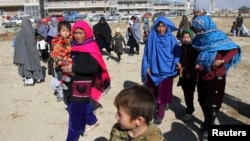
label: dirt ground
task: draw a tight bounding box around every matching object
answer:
[0,16,249,141]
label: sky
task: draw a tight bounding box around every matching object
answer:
[189,0,250,10]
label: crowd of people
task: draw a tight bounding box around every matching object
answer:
[12,9,242,141]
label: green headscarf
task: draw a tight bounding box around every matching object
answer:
[182,29,194,39]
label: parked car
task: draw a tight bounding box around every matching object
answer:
[106,13,120,21]
[41,15,65,25]
[88,14,105,22]
[152,11,167,21]
[121,13,132,20]
[132,13,143,19]
[72,14,88,23]
[2,15,32,28]
[167,12,179,17]
[63,11,78,23]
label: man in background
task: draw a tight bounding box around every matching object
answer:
[236,13,244,37]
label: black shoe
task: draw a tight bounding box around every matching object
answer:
[202,131,208,141]
[153,117,162,125]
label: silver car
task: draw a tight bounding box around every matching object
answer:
[106,13,120,21]
[88,14,105,22]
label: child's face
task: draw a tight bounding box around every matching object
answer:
[182,33,192,45]
[115,106,136,130]
[116,32,120,36]
[60,25,71,38]
[73,28,86,43]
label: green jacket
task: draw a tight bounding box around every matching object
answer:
[109,123,166,141]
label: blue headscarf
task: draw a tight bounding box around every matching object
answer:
[35,18,48,39]
[141,16,181,86]
[47,17,58,37]
[192,16,241,72]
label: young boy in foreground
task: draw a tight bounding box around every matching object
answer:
[109,85,166,141]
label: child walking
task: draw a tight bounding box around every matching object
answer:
[177,29,197,120]
[110,28,127,63]
[109,85,166,141]
[50,21,72,102]
[230,21,237,36]
[36,35,48,63]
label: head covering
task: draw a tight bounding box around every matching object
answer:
[72,20,93,40]
[192,15,241,72]
[182,29,194,39]
[115,27,120,33]
[35,18,48,39]
[141,16,181,86]
[34,18,40,23]
[193,6,202,12]
[100,17,106,22]
[130,16,137,20]
[47,17,58,37]
[192,15,216,32]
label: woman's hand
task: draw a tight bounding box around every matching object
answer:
[195,64,200,70]
[214,59,224,67]
[147,68,151,75]
[176,63,182,70]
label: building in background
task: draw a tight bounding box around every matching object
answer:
[0,0,189,18]
[0,0,40,18]
[238,6,250,14]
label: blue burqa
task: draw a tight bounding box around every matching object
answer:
[141,16,181,86]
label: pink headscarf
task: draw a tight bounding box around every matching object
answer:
[72,20,93,39]
[71,20,111,102]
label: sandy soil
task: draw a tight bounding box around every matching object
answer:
[0,17,250,141]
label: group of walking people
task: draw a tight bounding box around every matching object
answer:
[141,9,241,141]
[13,11,242,141]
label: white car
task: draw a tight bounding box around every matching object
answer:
[132,13,143,19]
[121,14,132,20]
[106,13,120,21]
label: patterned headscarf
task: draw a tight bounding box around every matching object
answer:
[192,15,241,72]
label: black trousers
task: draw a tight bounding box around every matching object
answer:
[197,75,226,130]
[181,78,196,114]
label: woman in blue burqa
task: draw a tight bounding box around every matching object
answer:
[141,16,181,125]
[191,15,241,140]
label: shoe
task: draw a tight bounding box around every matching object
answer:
[56,89,64,102]
[35,79,42,84]
[24,78,34,86]
[153,117,162,125]
[202,131,208,141]
[183,113,193,121]
[85,121,100,132]
[57,96,63,102]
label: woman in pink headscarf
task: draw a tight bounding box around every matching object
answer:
[61,20,110,141]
